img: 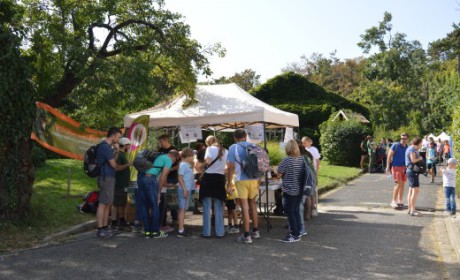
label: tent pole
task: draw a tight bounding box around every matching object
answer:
[263,122,270,232]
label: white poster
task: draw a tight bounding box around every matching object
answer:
[246,124,264,144]
[284,127,294,142]
[179,125,202,143]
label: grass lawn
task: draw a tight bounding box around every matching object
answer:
[0,159,97,253]
[317,161,362,194]
[0,159,362,253]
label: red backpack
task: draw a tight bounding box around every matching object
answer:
[77,191,99,213]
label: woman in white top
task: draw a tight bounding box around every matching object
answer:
[200,136,228,237]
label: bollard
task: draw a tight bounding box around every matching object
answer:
[67,168,71,197]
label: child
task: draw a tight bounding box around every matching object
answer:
[225,180,240,234]
[177,148,196,237]
[442,158,458,216]
[426,142,437,183]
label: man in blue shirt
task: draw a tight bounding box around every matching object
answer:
[227,129,260,244]
[96,127,131,238]
[386,133,409,209]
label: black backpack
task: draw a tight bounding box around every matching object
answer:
[83,144,102,177]
[133,149,163,173]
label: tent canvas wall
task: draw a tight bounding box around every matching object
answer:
[124,83,299,129]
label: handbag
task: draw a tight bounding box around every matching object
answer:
[200,156,219,180]
[407,161,426,174]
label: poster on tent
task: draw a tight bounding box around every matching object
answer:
[31,102,106,160]
[246,124,264,144]
[284,127,294,142]
[179,125,202,143]
[126,115,150,181]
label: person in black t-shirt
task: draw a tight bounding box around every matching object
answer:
[157,134,179,230]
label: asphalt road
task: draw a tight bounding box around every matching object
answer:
[1,172,459,280]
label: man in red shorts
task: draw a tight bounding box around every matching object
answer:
[386,133,409,209]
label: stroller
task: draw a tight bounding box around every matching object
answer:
[374,147,387,173]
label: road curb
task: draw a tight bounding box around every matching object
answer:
[43,219,97,242]
[444,211,460,261]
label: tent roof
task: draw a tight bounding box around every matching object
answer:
[124,83,299,129]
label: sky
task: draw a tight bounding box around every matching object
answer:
[164,0,459,82]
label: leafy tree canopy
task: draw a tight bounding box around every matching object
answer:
[20,0,224,128]
[210,68,261,92]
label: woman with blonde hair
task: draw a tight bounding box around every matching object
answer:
[277,139,305,243]
[200,136,228,237]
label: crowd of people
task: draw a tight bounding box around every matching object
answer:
[362,132,457,217]
[94,127,320,243]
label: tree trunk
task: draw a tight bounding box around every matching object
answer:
[0,138,35,219]
[43,70,82,107]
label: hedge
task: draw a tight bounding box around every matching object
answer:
[319,120,371,166]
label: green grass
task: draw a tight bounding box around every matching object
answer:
[317,161,362,193]
[0,159,97,253]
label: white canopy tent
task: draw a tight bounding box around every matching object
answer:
[124,83,299,232]
[437,132,452,142]
[124,83,299,129]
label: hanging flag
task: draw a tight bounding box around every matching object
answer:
[126,115,150,181]
[31,102,106,160]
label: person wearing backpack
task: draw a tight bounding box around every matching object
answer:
[138,150,180,239]
[96,127,130,239]
[227,129,260,244]
[157,134,179,232]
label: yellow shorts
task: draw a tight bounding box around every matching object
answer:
[235,180,259,200]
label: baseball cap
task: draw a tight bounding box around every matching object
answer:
[118,137,132,146]
[447,158,458,165]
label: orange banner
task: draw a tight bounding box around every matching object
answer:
[31,102,107,160]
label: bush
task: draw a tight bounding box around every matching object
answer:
[266,141,286,166]
[451,105,460,191]
[320,120,371,166]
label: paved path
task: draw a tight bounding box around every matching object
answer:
[1,172,459,280]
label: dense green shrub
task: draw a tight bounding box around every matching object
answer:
[266,141,286,166]
[451,105,460,192]
[319,120,371,166]
[252,72,369,148]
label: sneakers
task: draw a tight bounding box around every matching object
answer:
[152,231,168,238]
[298,231,308,237]
[282,234,300,243]
[161,226,175,233]
[237,235,253,244]
[228,227,240,234]
[390,201,398,209]
[251,230,260,239]
[144,232,152,239]
[176,230,192,238]
[96,228,113,239]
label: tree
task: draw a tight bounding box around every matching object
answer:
[428,23,460,75]
[0,0,36,218]
[282,52,365,97]
[212,69,260,91]
[2,0,223,218]
[354,12,428,131]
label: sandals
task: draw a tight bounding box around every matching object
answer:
[410,210,423,217]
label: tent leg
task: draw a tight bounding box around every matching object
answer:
[263,122,270,232]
